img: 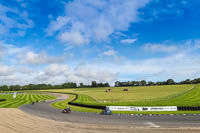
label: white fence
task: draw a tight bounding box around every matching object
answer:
[108,106,177,111]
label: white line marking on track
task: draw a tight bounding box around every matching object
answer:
[145,122,160,128]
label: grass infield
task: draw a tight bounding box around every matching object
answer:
[51,94,101,113]
[43,85,193,103]
[48,84,200,114]
[0,93,56,108]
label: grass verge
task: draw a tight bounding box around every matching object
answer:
[0,93,56,108]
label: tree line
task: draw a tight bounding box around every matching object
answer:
[115,78,200,87]
[0,81,110,91]
[0,78,199,91]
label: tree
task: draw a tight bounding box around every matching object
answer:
[0,85,8,91]
[115,81,120,87]
[167,79,175,85]
[128,81,131,86]
[91,81,97,87]
[148,81,154,86]
[104,83,110,87]
[140,80,147,86]
[131,81,136,86]
[80,83,84,88]
[180,79,190,84]
[191,78,200,84]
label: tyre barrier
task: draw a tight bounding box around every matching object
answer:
[177,106,200,111]
[68,102,105,109]
[68,93,105,109]
[0,99,6,102]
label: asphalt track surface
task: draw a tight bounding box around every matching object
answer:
[19,99,200,128]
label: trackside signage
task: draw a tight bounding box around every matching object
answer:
[108,106,177,111]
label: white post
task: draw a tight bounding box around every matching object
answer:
[13,92,17,99]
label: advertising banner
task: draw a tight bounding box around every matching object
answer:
[108,106,177,111]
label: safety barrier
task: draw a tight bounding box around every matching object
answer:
[68,93,105,109]
[68,102,105,109]
[177,106,200,111]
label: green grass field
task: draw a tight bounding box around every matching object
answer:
[42,84,196,106]
[43,85,193,102]
[49,84,200,114]
[1,84,199,114]
[0,93,56,108]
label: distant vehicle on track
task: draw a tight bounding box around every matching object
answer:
[100,106,112,115]
[62,107,71,114]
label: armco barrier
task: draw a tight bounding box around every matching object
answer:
[177,106,200,111]
[0,99,6,102]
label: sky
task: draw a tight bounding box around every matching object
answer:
[0,0,200,85]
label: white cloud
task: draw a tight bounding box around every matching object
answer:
[143,43,178,53]
[72,64,119,84]
[34,63,119,85]
[121,38,137,44]
[0,41,29,59]
[0,46,4,58]
[1,49,200,85]
[20,51,65,65]
[46,0,150,46]
[0,61,119,85]
[0,65,37,85]
[194,39,200,49]
[1,38,200,85]
[45,64,69,76]
[0,23,7,35]
[84,39,200,82]
[59,31,89,46]
[90,51,200,82]
[46,16,70,36]
[143,39,200,53]
[0,64,15,76]
[103,49,117,56]
[0,3,33,37]
[0,41,66,66]
[33,64,70,84]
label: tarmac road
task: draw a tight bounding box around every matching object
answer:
[19,99,200,129]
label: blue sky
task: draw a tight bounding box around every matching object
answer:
[0,0,200,85]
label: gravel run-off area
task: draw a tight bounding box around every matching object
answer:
[0,108,200,133]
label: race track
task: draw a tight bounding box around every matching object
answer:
[19,98,200,129]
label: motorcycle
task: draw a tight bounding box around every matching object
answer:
[100,106,112,115]
[62,108,71,114]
